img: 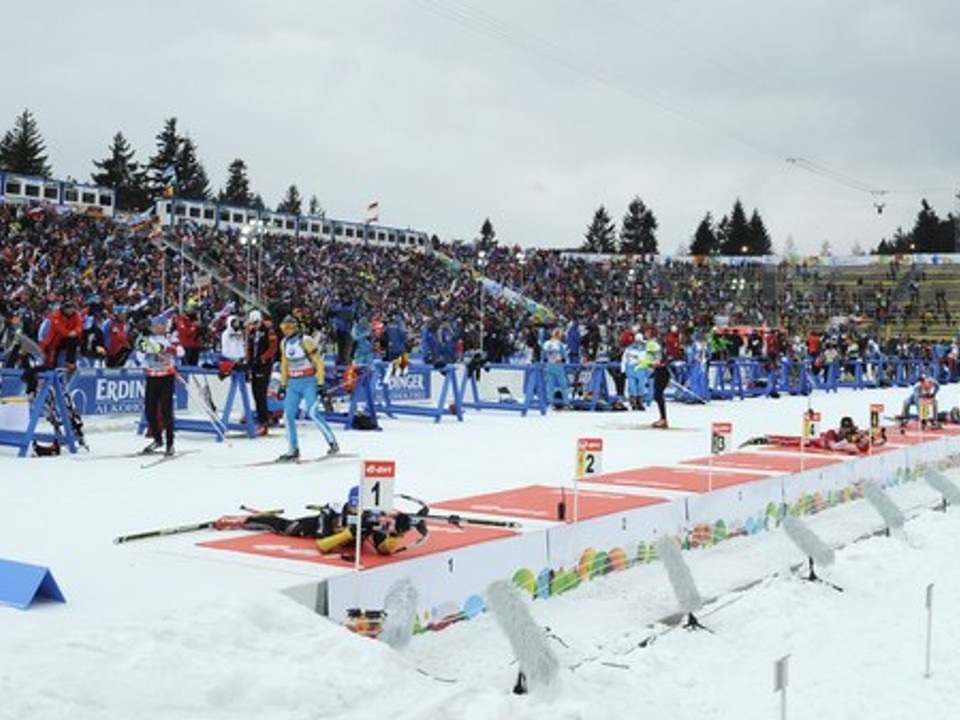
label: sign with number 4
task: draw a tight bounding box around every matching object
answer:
[803,411,821,440]
[361,459,396,511]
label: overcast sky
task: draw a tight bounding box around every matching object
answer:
[3,0,959,255]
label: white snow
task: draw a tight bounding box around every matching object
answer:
[2,384,959,720]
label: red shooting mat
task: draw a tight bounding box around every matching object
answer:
[682,450,841,473]
[581,465,772,494]
[757,444,898,456]
[883,427,960,445]
[433,483,666,521]
[198,522,517,569]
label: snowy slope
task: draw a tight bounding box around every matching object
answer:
[2,384,959,720]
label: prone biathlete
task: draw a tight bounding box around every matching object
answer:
[219,486,428,556]
[901,374,940,428]
[276,315,339,462]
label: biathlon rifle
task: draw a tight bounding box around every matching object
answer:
[113,506,283,544]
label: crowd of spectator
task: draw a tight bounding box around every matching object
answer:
[1,202,958,385]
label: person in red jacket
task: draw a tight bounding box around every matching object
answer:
[103,305,132,368]
[176,303,205,366]
[663,325,682,361]
[40,298,83,369]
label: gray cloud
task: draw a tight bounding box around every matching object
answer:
[3,0,958,254]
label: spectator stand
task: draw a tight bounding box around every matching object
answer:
[374,361,463,424]
[0,369,79,457]
[136,367,255,441]
[459,362,548,416]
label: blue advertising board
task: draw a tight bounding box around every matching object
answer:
[68,369,188,416]
[372,366,431,403]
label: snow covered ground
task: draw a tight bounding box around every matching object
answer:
[2,383,959,720]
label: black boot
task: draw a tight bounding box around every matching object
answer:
[141,439,163,455]
[276,447,300,463]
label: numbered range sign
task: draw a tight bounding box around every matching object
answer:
[803,411,821,440]
[711,421,732,455]
[361,459,396,511]
[920,397,935,423]
[575,437,604,478]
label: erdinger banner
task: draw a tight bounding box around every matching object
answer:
[373,366,431,402]
[69,369,187,416]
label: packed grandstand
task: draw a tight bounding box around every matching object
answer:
[1,186,959,388]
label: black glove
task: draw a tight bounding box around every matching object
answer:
[394,512,412,534]
[277,386,286,401]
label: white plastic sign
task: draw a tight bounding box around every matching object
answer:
[575,437,603,478]
[803,411,821,440]
[361,459,396,511]
[711,421,732,455]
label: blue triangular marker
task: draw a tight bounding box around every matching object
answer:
[0,558,67,609]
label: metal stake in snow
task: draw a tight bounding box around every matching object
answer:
[781,515,842,592]
[773,654,790,720]
[486,580,559,694]
[923,469,960,512]
[862,480,905,536]
[925,583,934,679]
[656,535,706,631]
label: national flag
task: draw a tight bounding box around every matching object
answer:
[366,200,380,223]
[161,165,178,198]
[124,208,155,231]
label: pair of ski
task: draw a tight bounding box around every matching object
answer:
[74,448,200,467]
[113,505,281,544]
[221,451,359,469]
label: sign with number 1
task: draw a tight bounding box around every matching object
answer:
[361,459,396,511]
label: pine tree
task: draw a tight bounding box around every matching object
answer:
[583,206,616,253]
[907,199,957,252]
[277,184,302,214]
[478,218,496,250]
[219,158,252,206]
[689,212,718,256]
[620,197,658,254]
[718,199,750,255]
[308,194,323,216]
[0,109,52,177]
[747,210,772,255]
[176,136,210,201]
[91,132,150,211]
[147,118,182,197]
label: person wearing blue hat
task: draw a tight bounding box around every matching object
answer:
[275,315,338,462]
